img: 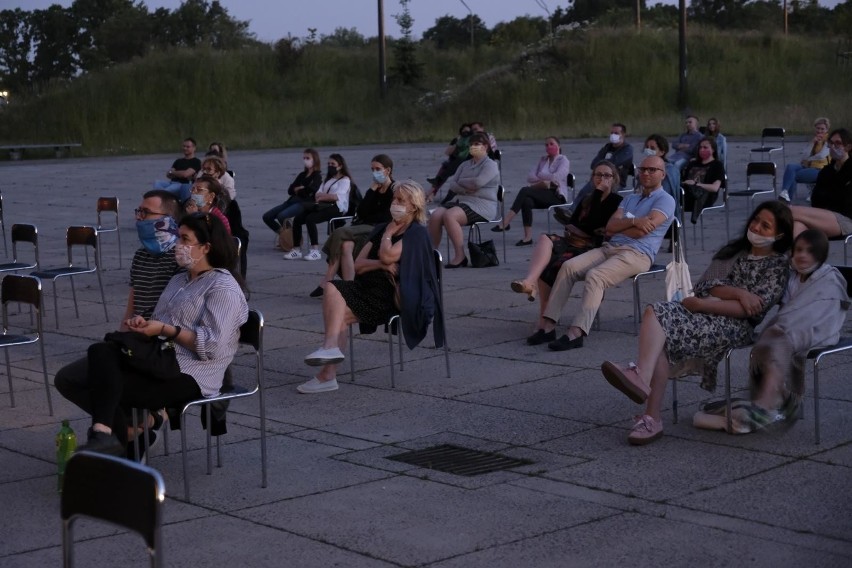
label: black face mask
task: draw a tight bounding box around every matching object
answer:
[460,130,471,137]
[327,165,338,177]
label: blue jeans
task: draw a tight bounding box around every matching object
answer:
[153,180,192,203]
[262,199,304,232]
[782,164,820,199]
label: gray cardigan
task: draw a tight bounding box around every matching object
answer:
[445,157,500,221]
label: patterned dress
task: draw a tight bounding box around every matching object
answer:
[652,252,789,391]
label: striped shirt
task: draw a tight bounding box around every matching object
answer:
[129,248,181,319]
[152,269,248,397]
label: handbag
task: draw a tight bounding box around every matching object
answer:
[278,218,294,252]
[468,239,499,268]
[103,331,181,380]
[665,235,693,302]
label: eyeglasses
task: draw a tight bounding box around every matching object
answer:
[134,207,167,219]
[191,186,210,194]
[828,139,846,148]
[637,166,663,174]
[201,168,217,175]
[592,172,614,179]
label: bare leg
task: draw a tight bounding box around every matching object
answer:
[637,306,670,420]
[499,209,517,229]
[340,241,356,280]
[442,207,469,265]
[317,285,359,382]
[322,258,340,286]
[428,208,446,248]
[791,205,843,238]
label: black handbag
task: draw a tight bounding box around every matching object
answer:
[468,239,499,268]
[104,331,181,380]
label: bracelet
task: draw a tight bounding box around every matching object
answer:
[171,326,181,339]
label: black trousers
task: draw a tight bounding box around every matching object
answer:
[510,186,565,227]
[292,204,340,246]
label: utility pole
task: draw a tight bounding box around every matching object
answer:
[635,0,641,32]
[459,0,474,48]
[678,0,687,109]
[378,0,387,98]
[535,0,553,39]
[783,0,788,35]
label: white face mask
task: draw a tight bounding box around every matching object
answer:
[174,243,198,268]
[389,204,408,221]
[609,133,621,144]
[643,147,657,157]
[747,229,777,249]
[303,158,313,168]
[791,258,818,275]
[829,145,847,161]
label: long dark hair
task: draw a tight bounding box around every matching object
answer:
[179,212,245,291]
[714,201,793,260]
[326,153,353,183]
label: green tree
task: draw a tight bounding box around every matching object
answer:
[391,0,422,86]
[320,27,366,47]
[0,9,34,93]
[554,0,645,24]
[423,14,490,49]
[490,16,548,46]
[30,5,79,85]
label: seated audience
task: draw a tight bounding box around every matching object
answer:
[511,161,623,344]
[670,115,703,171]
[312,154,396,297]
[55,214,248,457]
[779,117,831,203]
[285,153,352,261]
[427,132,500,268]
[790,128,852,238]
[682,136,725,224]
[491,136,571,246]
[185,175,231,234]
[694,230,849,433]
[201,154,235,200]
[641,134,681,199]
[705,117,727,169]
[427,123,472,198]
[299,182,443,393]
[533,155,676,351]
[471,120,499,157]
[208,141,228,168]
[262,149,323,238]
[601,201,793,445]
[576,123,634,195]
[153,137,202,203]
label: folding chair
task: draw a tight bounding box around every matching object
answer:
[631,218,683,335]
[829,235,852,264]
[348,249,450,387]
[546,173,576,234]
[750,127,785,169]
[31,226,109,329]
[467,185,506,263]
[0,189,7,255]
[174,309,267,500]
[725,162,777,240]
[620,163,637,194]
[95,197,122,269]
[61,451,165,568]
[327,214,353,235]
[0,223,40,274]
[1,274,52,415]
[690,174,729,250]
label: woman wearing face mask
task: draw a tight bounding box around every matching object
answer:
[299,181,444,393]
[200,154,235,200]
[681,137,725,224]
[491,136,571,246]
[427,123,473,200]
[791,128,852,238]
[262,149,323,238]
[185,175,231,234]
[286,153,353,261]
[427,132,500,268]
[311,154,396,297]
[694,229,849,434]
[54,213,248,458]
[601,201,793,445]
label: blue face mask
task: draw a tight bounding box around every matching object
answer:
[191,194,207,209]
[136,217,178,256]
[372,170,386,184]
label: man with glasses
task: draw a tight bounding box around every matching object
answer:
[539,155,676,351]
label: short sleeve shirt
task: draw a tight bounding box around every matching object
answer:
[609,188,676,263]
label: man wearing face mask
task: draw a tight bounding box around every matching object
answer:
[577,123,634,195]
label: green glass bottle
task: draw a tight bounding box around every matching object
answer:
[56,420,77,493]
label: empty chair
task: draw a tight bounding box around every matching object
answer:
[0,223,40,274]
[725,162,777,239]
[690,175,729,250]
[95,197,122,269]
[1,274,52,415]
[31,226,109,329]
[61,451,165,568]
[750,127,786,168]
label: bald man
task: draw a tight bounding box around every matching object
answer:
[537,155,676,351]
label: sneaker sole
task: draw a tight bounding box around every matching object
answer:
[628,429,663,446]
[297,383,339,394]
[304,355,345,367]
[601,361,648,404]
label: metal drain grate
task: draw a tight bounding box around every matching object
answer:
[387,444,533,476]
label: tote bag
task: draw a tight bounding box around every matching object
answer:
[665,234,693,302]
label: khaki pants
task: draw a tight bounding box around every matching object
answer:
[542,243,651,334]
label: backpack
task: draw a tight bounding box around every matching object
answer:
[346,182,363,217]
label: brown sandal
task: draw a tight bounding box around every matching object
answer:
[510,280,537,302]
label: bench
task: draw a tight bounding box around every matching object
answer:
[0,143,82,160]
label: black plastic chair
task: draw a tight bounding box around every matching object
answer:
[0,223,40,274]
[689,174,728,250]
[31,226,109,329]
[725,162,777,240]
[348,249,450,387]
[96,197,122,269]
[61,451,165,568]
[750,127,785,169]
[1,274,52,415]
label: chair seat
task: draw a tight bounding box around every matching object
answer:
[0,333,38,348]
[807,337,852,359]
[751,146,782,152]
[636,264,666,277]
[728,189,771,198]
[32,266,96,278]
[0,262,36,271]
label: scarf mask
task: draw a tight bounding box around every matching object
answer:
[136,216,178,256]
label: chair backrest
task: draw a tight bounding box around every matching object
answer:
[67,226,97,248]
[10,223,39,265]
[239,308,263,352]
[345,182,362,217]
[96,197,118,214]
[835,266,852,297]
[761,127,785,143]
[566,172,575,189]
[61,451,165,567]
[746,162,776,190]
[233,236,241,258]
[671,217,684,262]
[2,274,42,308]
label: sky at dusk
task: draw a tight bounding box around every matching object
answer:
[6,0,846,43]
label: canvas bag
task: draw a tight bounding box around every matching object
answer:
[278,218,294,252]
[665,233,693,302]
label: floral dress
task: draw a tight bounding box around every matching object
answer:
[652,252,789,391]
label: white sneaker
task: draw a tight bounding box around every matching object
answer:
[778,190,790,203]
[297,377,339,394]
[304,346,345,366]
[303,249,323,261]
[283,249,303,260]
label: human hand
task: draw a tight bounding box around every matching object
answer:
[126,317,162,336]
[634,216,656,233]
[383,262,399,276]
[681,296,703,313]
[683,179,695,186]
[737,290,764,317]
